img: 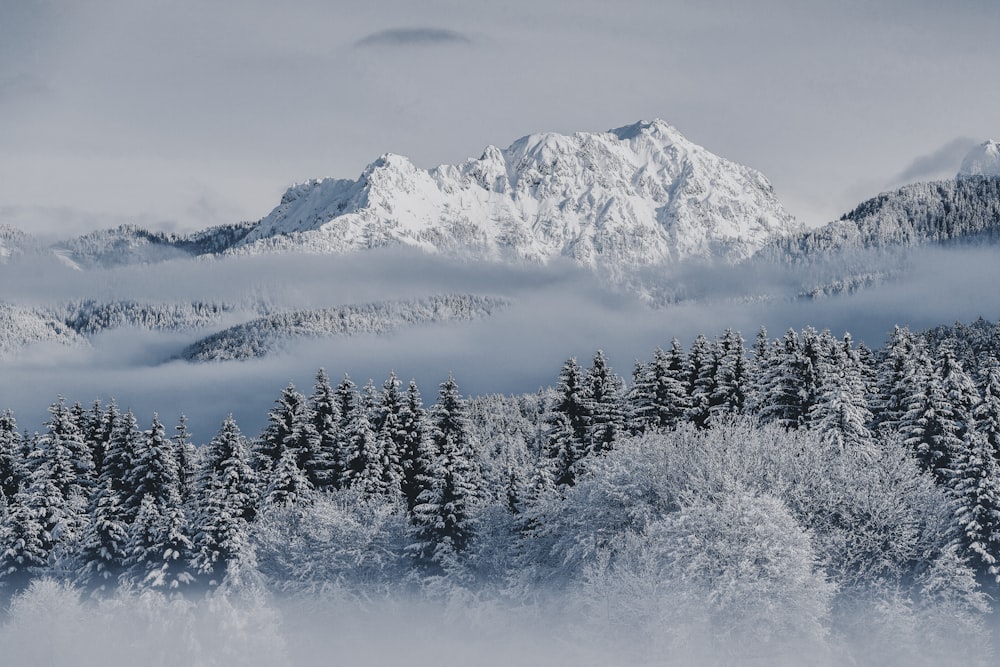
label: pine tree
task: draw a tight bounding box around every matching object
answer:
[937,346,980,444]
[875,325,919,432]
[758,329,808,428]
[191,416,257,582]
[125,493,194,589]
[126,414,182,514]
[334,374,359,482]
[257,384,311,477]
[39,397,94,502]
[409,374,480,572]
[82,399,108,478]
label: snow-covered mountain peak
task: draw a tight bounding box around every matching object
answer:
[959,140,1000,178]
[230,121,802,269]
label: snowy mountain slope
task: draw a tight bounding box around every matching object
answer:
[0,225,36,263]
[228,120,802,270]
[179,294,510,361]
[762,176,1000,261]
[959,140,1000,178]
[0,303,90,360]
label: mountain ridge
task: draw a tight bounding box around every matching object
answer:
[227,119,802,271]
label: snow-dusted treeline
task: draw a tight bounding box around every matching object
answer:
[2,320,1000,663]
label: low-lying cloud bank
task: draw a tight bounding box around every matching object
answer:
[1,243,998,438]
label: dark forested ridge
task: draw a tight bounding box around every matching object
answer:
[3,318,1000,662]
[764,176,1000,261]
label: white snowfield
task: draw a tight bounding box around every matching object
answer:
[230,120,802,269]
[959,140,1000,179]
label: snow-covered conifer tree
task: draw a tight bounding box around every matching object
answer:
[309,368,342,490]
[544,357,590,486]
[0,409,25,502]
[409,374,480,572]
[585,351,626,455]
[344,380,385,495]
[400,379,432,513]
[191,415,257,583]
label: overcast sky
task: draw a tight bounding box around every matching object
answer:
[1,0,999,239]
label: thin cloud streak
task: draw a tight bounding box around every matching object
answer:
[355,27,473,48]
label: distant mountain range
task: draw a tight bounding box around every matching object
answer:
[2,122,999,362]
[2,120,803,274]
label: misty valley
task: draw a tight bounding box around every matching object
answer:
[3,121,1000,665]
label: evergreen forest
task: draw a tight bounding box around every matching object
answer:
[3,319,1000,665]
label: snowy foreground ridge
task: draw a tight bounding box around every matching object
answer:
[229,119,802,266]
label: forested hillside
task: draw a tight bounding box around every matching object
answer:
[2,319,1000,663]
[765,176,1000,261]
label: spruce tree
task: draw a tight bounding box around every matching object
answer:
[901,345,961,483]
[102,411,143,541]
[585,350,626,455]
[709,328,750,423]
[686,334,715,428]
[544,358,590,486]
[122,414,194,589]
[953,429,1000,587]
[399,380,432,513]
[76,478,129,591]
[0,409,25,502]
[309,368,343,490]
[810,336,874,449]
[0,487,51,590]
[631,345,689,432]
[758,329,806,428]
[976,365,1000,461]
[875,325,919,432]
[344,380,385,495]
[409,374,480,572]
[376,372,406,497]
[191,416,257,582]
[263,444,311,509]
